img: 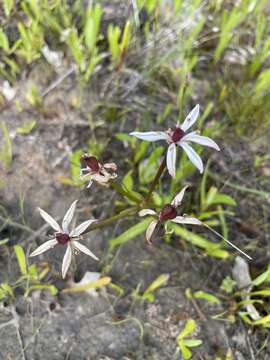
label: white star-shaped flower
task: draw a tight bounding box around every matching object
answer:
[130,104,220,177]
[30,200,98,278]
[139,186,202,243]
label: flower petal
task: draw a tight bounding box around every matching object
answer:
[171,216,202,225]
[180,142,204,173]
[103,162,117,172]
[62,200,78,233]
[171,185,189,207]
[87,179,93,188]
[92,172,111,185]
[146,220,158,244]
[139,209,157,217]
[70,219,97,237]
[166,143,177,178]
[129,131,168,142]
[181,133,220,151]
[62,245,72,279]
[73,241,99,260]
[29,239,58,257]
[38,207,61,232]
[80,168,89,176]
[181,104,200,132]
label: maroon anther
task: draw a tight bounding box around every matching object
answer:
[159,204,177,222]
[81,155,100,172]
[56,233,70,245]
[171,127,185,143]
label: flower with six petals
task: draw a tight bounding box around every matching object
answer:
[139,186,202,243]
[130,104,220,177]
[30,200,98,279]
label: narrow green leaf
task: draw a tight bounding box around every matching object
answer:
[120,21,130,53]
[253,314,270,325]
[0,29,9,51]
[249,289,270,296]
[139,146,164,184]
[16,120,37,134]
[0,238,9,246]
[26,284,58,297]
[84,4,102,52]
[172,225,229,259]
[109,218,151,250]
[0,121,12,166]
[3,0,14,17]
[143,274,169,300]
[179,341,192,360]
[107,24,121,62]
[204,186,218,208]
[194,290,220,304]
[183,339,202,347]
[14,245,27,275]
[115,133,133,143]
[122,170,133,191]
[62,277,111,293]
[178,319,196,339]
[253,265,270,286]
[70,149,84,186]
[211,194,237,206]
[134,141,149,163]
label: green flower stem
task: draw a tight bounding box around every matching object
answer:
[144,156,167,204]
[82,206,138,234]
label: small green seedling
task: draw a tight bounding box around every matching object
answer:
[12,245,58,298]
[26,84,43,109]
[131,273,170,302]
[16,120,37,135]
[142,274,169,301]
[107,21,131,68]
[220,276,236,294]
[177,319,202,360]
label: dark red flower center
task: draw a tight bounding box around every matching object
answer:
[171,127,185,143]
[81,155,100,172]
[159,204,177,222]
[56,232,70,245]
